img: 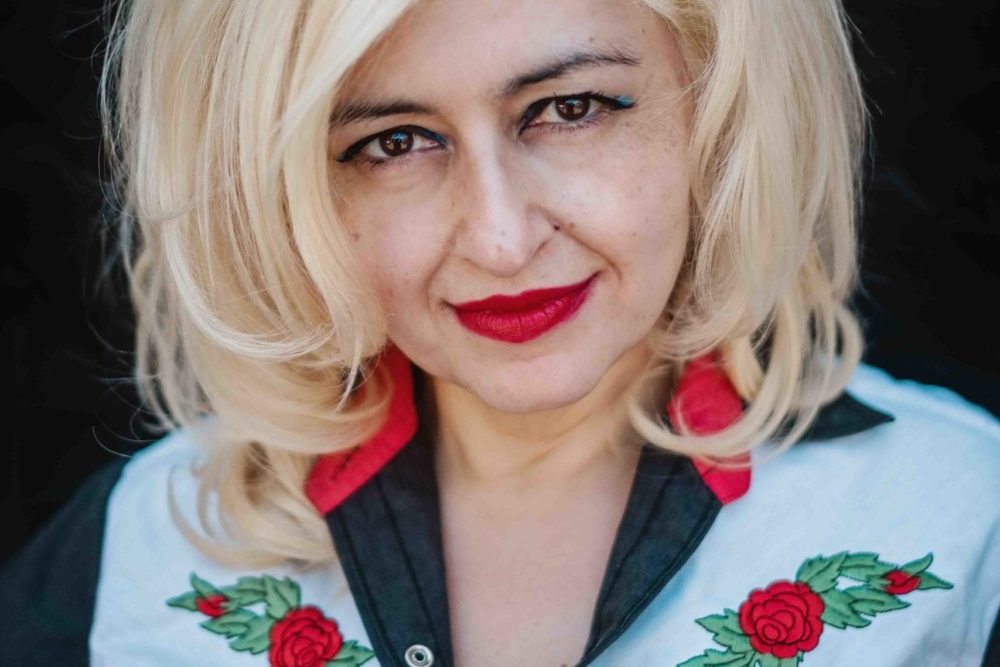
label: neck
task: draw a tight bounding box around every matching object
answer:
[426,341,663,498]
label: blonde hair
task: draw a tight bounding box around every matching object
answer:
[100,0,867,567]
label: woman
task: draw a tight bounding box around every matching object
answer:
[2,0,998,665]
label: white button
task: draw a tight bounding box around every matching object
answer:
[404,644,434,667]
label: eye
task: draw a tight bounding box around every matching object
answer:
[334,125,445,170]
[519,91,635,134]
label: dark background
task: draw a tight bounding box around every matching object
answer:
[2,1,998,564]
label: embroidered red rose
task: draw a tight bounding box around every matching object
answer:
[268,605,344,667]
[738,580,825,659]
[883,569,921,594]
[194,593,228,617]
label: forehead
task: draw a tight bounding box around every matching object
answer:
[339,0,674,101]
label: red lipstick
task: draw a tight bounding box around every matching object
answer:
[450,273,597,343]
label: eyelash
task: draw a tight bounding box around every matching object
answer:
[334,90,636,171]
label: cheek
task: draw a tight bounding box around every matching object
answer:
[539,120,690,330]
[339,196,450,315]
[544,121,690,272]
[620,152,691,310]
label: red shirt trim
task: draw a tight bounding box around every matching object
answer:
[304,345,418,515]
[667,352,752,504]
[306,345,750,514]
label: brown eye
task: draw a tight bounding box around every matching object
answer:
[520,91,633,133]
[379,129,413,156]
[554,96,590,121]
[335,125,446,167]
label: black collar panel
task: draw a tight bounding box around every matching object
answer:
[326,428,453,667]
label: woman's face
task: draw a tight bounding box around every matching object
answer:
[329,0,693,413]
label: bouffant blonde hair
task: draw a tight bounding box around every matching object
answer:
[100,0,866,567]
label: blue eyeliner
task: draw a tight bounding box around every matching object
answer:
[335,126,448,163]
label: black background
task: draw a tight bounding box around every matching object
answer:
[2,1,998,564]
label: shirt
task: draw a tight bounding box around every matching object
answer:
[2,348,999,667]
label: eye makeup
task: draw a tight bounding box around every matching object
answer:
[333,90,637,171]
[516,91,635,130]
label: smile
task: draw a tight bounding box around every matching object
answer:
[449,272,598,343]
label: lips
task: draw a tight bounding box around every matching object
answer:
[450,273,597,343]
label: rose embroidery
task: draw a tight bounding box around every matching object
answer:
[738,581,825,658]
[269,606,343,667]
[194,592,228,618]
[167,572,375,666]
[679,551,953,667]
[882,569,921,595]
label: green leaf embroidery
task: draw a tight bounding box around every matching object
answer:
[695,610,753,654]
[677,648,756,666]
[220,575,268,607]
[795,551,846,593]
[838,552,895,583]
[263,575,300,619]
[330,640,378,666]
[228,615,273,654]
[819,588,870,629]
[189,573,221,598]
[165,590,199,611]
[755,654,802,667]
[767,654,802,667]
[200,608,256,638]
[844,585,909,614]
[915,571,953,591]
[899,553,934,575]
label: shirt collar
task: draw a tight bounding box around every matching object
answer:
[307,344,757,514]
[308,344,894,667]
[306,344,893,513]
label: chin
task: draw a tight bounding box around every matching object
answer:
[459,351,612,414]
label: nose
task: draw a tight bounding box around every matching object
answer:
[448,137,553,278]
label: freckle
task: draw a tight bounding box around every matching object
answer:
[568,222,577,230]
[349,231,360,241]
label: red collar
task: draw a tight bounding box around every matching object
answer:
[305,344,751,514]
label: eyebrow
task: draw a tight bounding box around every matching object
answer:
[329,45,642,127]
